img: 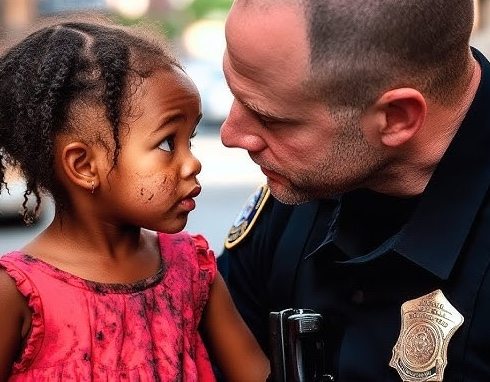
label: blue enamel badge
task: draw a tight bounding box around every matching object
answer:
[224,184,271,249]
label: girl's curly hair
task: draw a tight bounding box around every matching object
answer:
[0,14,180,223]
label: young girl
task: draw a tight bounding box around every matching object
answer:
[0,15,269,381]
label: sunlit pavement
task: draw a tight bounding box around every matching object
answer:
[0,130,265,255]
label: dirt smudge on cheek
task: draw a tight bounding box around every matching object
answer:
[138,187,156,204]
[139,187,155,202]
[135,174,173,204]
[156,176,177,202]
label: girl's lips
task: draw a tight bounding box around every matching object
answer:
[187,185,201,198]
[180,198,196,212]
[180,185,201,212]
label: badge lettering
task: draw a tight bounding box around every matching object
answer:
[390,289,464,381]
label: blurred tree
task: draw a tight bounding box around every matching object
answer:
[188,0,232,19]
[114,0,231,39]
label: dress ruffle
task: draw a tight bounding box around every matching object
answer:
[191,234,217,276]
[1,255,45,373]
[190,234,217,321]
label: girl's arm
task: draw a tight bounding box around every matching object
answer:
[0,270,29,381]
[202,272,270,382]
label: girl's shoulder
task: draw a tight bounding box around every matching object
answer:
[0,251,37,289]
[157,231,215,265]
[157,231,217,284]
[0,253,44,333]
[0,252,39,321]
[0,255,30,316]
[0,254,33,377]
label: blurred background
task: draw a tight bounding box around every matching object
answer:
[1,0,490,255]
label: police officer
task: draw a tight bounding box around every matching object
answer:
[218,0,490,380]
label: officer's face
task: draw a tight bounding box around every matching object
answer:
[221,1,386,203]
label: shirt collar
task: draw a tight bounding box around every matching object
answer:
[394,48,490,279]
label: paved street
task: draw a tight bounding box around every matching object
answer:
[0,129,265,255]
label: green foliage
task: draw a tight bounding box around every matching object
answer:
[112,0,232,39]
[188,0,233,19]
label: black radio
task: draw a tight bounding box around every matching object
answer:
[269,308,333,382]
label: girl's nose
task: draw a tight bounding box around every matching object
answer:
[181,151,201,178]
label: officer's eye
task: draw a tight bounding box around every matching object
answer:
[255,112,277,129]
[158,136,175,152]
[258,117,270,128]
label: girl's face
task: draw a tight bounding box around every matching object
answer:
[98,66,202,233]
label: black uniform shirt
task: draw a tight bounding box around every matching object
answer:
[219,48,490,381]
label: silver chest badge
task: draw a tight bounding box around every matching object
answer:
[389,289,464,381]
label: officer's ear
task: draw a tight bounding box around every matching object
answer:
[363,88,427,148]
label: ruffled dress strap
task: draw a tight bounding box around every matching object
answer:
[190,234,217,315]
[157,232,217,319]
[0,252,45,372]
[187,234,218,382]
[157,232,217,382]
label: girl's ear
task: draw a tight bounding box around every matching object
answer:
[61,142,100,194]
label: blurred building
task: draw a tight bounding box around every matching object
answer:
[38,0,107,14]
[0,0,176,34]
[0,0,107,34]
[1,0,36,32]
[473,0,490,56]
[475,0,490,30]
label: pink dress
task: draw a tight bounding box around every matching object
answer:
[0,232,217,381]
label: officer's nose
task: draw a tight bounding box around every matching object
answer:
[220,100,266,153]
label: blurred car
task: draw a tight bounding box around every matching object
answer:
[183,59,233,126]
[0,166,43,223]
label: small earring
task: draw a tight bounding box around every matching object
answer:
[91,180,95,194]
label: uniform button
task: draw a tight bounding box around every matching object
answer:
[352,289,364,304]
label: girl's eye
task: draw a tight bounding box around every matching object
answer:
[189,131,197,148]
[158,136,175,152]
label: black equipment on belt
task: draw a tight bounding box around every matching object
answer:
[268,308,334,382]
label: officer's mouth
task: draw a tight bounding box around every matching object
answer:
[260,166,283,184]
